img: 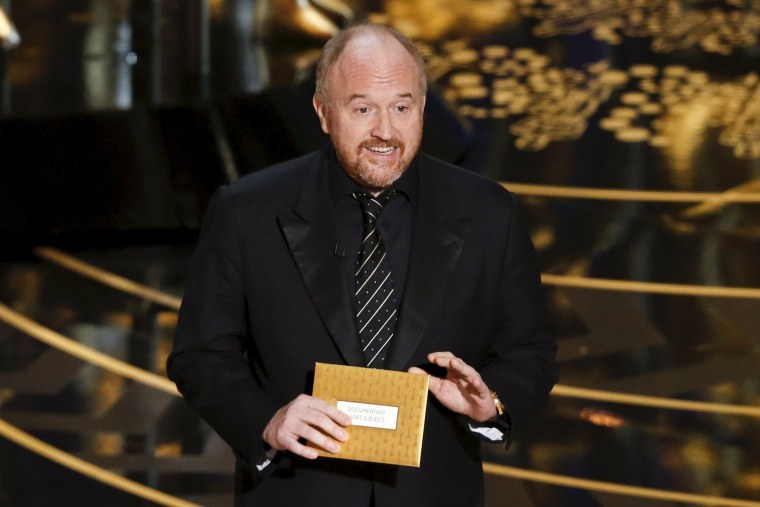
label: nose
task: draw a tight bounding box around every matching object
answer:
[370,110,394,141]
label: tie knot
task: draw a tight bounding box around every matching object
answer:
[353,189,396,217]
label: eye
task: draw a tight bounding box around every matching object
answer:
[395,105,409,113]
[356,106,370,114]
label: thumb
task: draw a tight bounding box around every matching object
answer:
[408,367,443,394]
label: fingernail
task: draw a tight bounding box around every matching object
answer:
[328,442,340,453]
[337,430,347,440]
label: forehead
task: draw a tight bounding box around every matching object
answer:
[328,33,421,99]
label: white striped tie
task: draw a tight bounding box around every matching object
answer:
[353,190,399,368]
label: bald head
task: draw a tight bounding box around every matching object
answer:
[315,24,427,106]
[311,23,426,192]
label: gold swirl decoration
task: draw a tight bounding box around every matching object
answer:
[429,41,760,159]
[376,0,760,55]
[371,0,520,40]
[520,0,760,55]
[599,67,760,160]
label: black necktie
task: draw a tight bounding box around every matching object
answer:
[353,190,399,368]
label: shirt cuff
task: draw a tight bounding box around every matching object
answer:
[256,446,278,472]
[465,394,513,444]
[467,422,506,441]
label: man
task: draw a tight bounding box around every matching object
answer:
[168,23,557,507]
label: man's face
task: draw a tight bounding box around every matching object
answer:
[313,34,426,192]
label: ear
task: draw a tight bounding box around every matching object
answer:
[313,95,330,134]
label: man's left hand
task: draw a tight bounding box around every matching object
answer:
[408,351,497,422]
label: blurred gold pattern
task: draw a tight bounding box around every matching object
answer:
[433,46,624,151]
[579,407,626,428]
[602,68,760,160]
[377,0,520,39]
[521,0,760,55]
[0,419,203,507]
[430,41,760,158]
[92,432,125,457]
[375,0,760,54]
[155,441,183,458]
[0,389,14,408]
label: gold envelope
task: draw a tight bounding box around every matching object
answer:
[308,362,429,467]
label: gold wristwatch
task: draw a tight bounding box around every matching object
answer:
[489,390,505,417]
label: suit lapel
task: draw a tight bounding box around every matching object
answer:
[278,155,365,366]
[386,157,471,371]
[277,152,472,371]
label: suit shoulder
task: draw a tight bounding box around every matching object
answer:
[206,150,323,223]
[227,150,321,198]
[419,153,516,210]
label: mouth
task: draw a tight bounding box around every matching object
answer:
[364,145,397,155]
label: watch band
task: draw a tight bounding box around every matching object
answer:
[489,390,505,417]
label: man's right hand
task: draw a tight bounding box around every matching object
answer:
[262,394,351,459]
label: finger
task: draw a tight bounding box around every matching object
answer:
[271,411,345,456]
[428,354,455,371]
[301,424,343,454]
[455,376,489,399]
[323,403,352,429]
[458,372,491,398]
[304,408,350,443]
[428,374,444,393]
[447,358,489,390]
[429,353,479,382]
[425,354,474,390]
[281,437,319,459]
[408,366,445,394]
[427,351,455,363]
[266,396,348,452]
[432,356,491,398]
[446,357,477,378]
[303,396,352,428]
[430,355,472,381]
[294,395,352,430]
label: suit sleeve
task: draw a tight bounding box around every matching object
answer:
[167,185,281,469]
[478,195,557,445]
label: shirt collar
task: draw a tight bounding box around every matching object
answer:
[327,145,418,206]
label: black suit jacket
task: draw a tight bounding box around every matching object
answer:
[167,148,557,507]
